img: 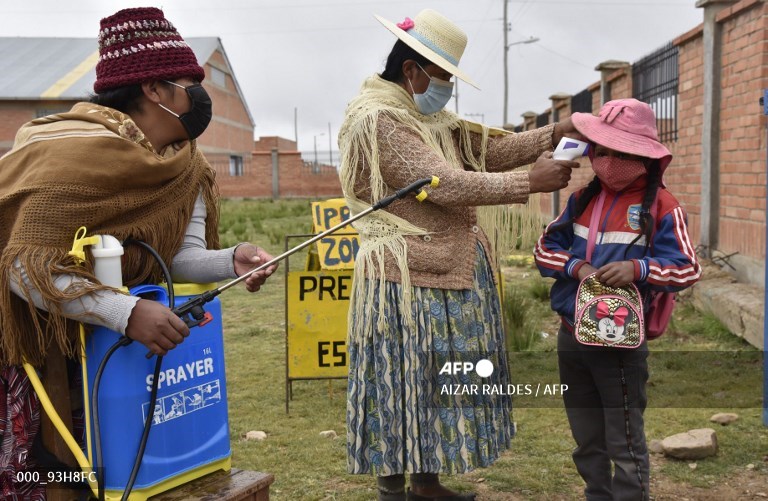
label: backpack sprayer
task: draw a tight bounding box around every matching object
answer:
[25,176,439,501]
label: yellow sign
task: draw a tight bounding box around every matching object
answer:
[310,198,359,270]
[286,270,351,378]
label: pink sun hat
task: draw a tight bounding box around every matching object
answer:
[571,98,672,173]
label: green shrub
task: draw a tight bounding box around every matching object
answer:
[527,278,550,302]
[503,286,539,351]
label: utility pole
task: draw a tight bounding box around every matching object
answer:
[503,0,538,127]
[294,107,298,148]
[503,0,509,126]
[313,132,325,172]
[454,80,459,114]
[328,122,333,166]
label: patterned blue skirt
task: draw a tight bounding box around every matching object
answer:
[347,244,513,476]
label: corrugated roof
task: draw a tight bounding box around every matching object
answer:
[0,37,252,125]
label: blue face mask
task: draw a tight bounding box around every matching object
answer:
[407,63,454,115]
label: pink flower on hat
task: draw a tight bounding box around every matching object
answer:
[397,17,414,30]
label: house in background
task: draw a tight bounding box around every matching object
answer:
[0,37,255,186]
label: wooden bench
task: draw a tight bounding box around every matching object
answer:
[151,469,274,501]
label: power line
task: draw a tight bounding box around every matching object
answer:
[474,33,505,83]
[535,43,593,70]
[469,0,497,42]
[507,0,691,4]
[511,0,535,25]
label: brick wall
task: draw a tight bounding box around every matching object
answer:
[197,48,255,166]
[670,25,706,247]
[0,46,256,174]
[0,100,77,155]
[215,136,343,199]
[520,0,767,271]
[715,0,767,260]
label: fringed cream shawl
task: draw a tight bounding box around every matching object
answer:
[338,75,542,338]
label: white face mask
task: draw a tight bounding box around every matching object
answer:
[407,63,454,115]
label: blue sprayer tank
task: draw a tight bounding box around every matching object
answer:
[83,283,230,500]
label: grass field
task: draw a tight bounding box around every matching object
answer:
[217,198,766,500]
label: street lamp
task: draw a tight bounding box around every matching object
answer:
[313,132,325,172]
[503,35,539,126]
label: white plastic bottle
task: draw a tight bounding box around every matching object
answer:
[91,235,124,288]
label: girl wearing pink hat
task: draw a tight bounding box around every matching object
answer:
[534,98,701,500]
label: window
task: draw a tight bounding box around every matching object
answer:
[211,67,227,88]
[229,155,243,176]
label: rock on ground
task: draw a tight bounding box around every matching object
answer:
[662,428,718,460]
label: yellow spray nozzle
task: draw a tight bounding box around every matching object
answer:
[68,227,101,264]
[415,176,439,202]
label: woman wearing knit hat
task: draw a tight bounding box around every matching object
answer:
[339,9,583,501]
[0,8,276,497]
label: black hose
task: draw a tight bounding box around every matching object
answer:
[121,356,163,500]
[92,335,131,501]
[121,239,174,501]
[90,238,174,501]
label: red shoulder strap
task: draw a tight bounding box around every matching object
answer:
[586,191,607,263]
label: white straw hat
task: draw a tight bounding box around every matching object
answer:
[375,9,479,89]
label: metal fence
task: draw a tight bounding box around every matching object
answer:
[536,112,549,128]
[300,150,340,170]
[632,41,679,143]
[571,88,592,114]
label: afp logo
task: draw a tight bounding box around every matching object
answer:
[439,359,494,378]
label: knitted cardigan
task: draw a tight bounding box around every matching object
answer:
[338,75,553,334]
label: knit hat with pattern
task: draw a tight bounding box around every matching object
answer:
[94,7,205,93]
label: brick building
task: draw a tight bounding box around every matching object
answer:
[0,37,255,181]
[514,0,767,287]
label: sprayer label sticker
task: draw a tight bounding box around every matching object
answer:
[142,379,221,425]
[145,357,214,392]
[627,204,642,231]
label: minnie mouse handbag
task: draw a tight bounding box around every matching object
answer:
[573,273,645,348]
[574,190,644,348]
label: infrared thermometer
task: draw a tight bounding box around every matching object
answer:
[553,137,589,161]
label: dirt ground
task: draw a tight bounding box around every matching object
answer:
[467,454,768,500]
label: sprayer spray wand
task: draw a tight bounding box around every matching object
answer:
[146,176,439,358]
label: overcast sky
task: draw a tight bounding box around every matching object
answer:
[0,1,703,155]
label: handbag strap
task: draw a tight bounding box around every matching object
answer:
[586,191,607,262]
[586,191,661,262]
